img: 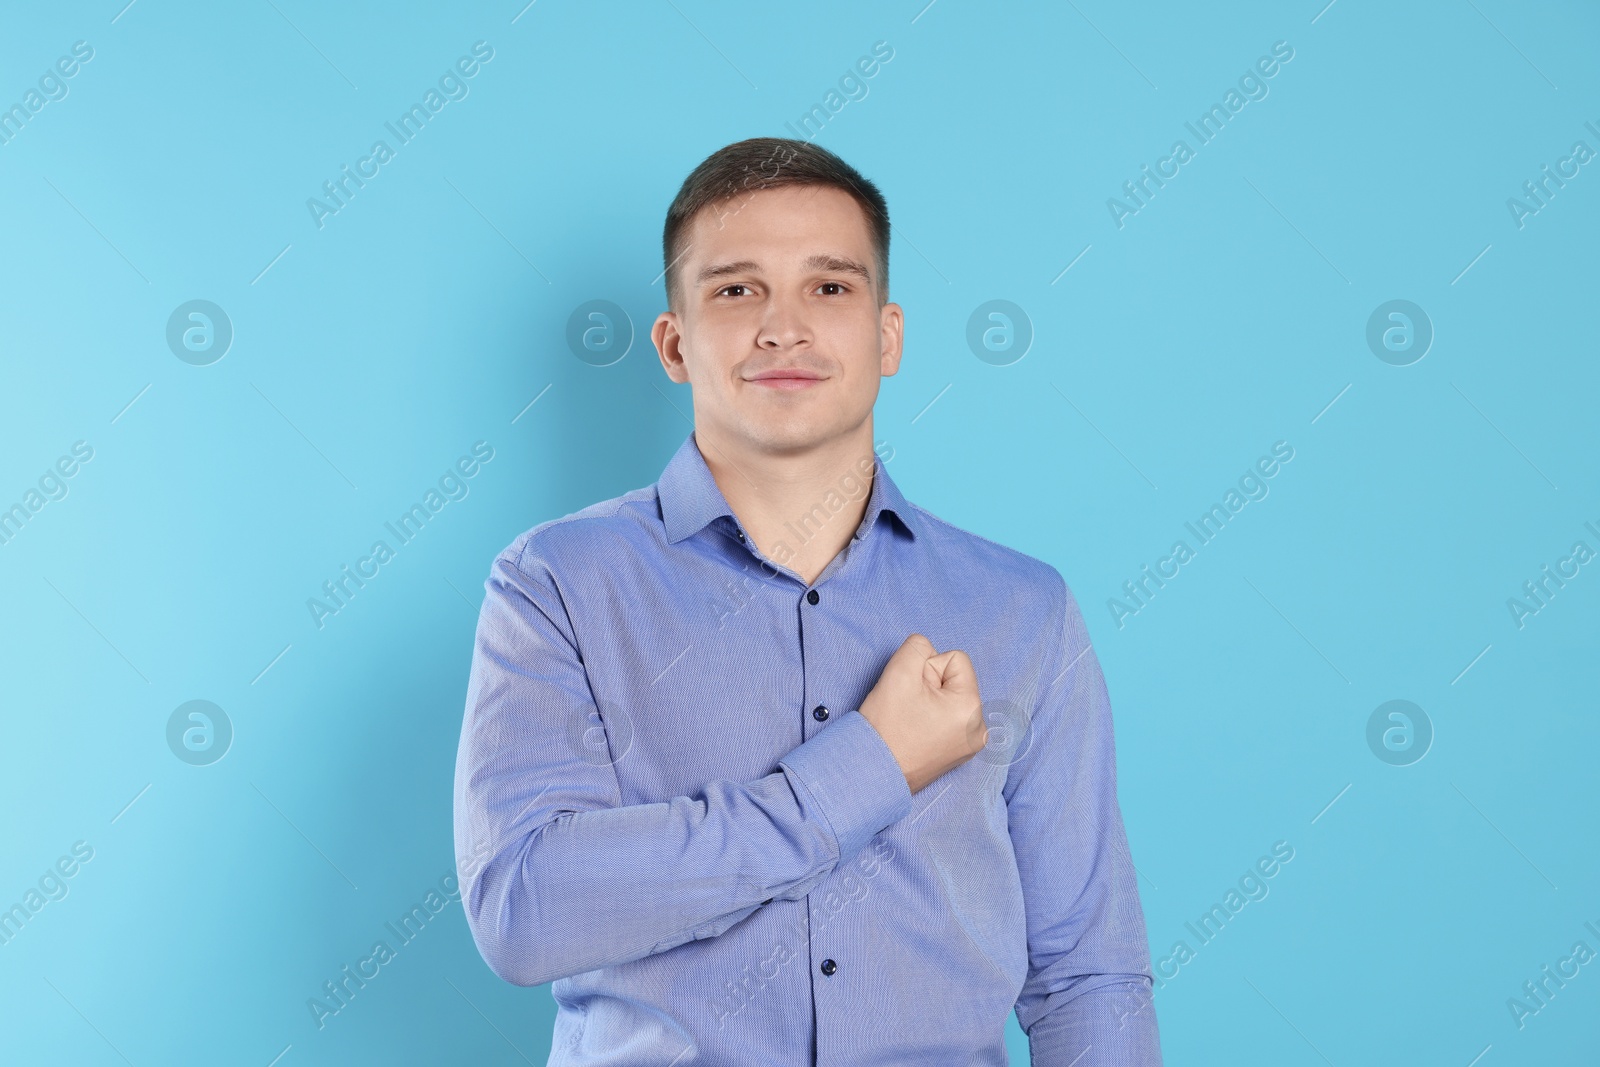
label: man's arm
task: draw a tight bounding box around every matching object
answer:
[1006,574,1162,1065]
[452,547,913,988]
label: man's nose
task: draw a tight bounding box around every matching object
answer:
[757,292,810,349]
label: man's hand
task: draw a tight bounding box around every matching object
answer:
[858,633,986,794]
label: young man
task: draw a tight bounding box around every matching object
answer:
[453,138,1162,1065]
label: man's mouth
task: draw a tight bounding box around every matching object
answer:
[746,367,826,390]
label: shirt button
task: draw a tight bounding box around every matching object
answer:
[806,590,820,605]
[812,705,829,722]
[736,530,745,541]
[820,958,837,976]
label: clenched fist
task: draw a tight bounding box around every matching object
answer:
[858,633,986,794]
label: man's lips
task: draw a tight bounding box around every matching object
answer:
[746,369,826,389]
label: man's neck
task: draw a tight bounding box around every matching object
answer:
[694,424,878,587]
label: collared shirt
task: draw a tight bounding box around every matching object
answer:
[453,430,1162,1066]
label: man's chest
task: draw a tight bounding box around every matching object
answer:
[561,541,1049,807]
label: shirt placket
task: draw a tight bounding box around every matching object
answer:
[731,509,879,1067]
[806,529,877,1066]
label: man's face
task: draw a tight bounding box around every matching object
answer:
[652,184,903,457]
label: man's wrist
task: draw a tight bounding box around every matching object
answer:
[779,709,914,862]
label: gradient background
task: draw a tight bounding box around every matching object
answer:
[2,1,1597,1064]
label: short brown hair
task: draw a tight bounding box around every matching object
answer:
[662,137,891,311]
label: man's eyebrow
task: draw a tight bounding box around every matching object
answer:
[694,254,873,287]
[696,259,761,285]
[803,254,872,284]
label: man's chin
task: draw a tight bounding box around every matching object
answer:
[723,418,833,455]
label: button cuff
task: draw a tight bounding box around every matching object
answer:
[779,710,912,862]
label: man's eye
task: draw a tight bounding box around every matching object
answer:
[718,284,750,297]
[817,282,846,296]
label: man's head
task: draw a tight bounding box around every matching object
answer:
[652,137,903,458]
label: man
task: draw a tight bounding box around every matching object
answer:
[453,137,1162,1065]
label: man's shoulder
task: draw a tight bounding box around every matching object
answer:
[495,484,661,578]
[904,500,1071,610]
[906,501,1098,677]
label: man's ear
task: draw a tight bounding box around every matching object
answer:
[653,311,691,384]
[879,301,905,376]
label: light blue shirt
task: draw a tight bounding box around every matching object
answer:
[453,430,1162,1065]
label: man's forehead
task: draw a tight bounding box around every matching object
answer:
[684,186,873,274]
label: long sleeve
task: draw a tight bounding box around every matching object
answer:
[452,547,914,988]
[1007,574,1163,1066]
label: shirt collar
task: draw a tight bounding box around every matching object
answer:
[657,430,920,546]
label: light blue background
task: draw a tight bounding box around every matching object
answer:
[2,1,1596,1064]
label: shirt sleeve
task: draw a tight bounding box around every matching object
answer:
[1007,572,1163,1066]
[452,546,914,988]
